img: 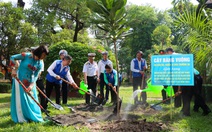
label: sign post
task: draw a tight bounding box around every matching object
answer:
[151,54,194,119]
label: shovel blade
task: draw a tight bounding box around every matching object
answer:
[51,104,64,110]
[113,98,122,114]
[150,104,162,111]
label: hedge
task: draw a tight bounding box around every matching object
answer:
[0,82,11,93]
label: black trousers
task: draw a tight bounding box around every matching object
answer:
[162,86,168,100]
[106,85,118,103]
[46,80,61,107]
[133,77,147,104]
[182,75,210,115]
[86,76,97,104]
[62,80,68,104]
[173,86,182,108]
[100,73,106,98]
[36,79,47,109]
[181,86,193,116]
[193,75,210,113]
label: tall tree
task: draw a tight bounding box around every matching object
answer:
[87,0,129,115]
[152,25,172,49]
[30,0,91,43]
[122,5,158,56]
[0,2,37,59]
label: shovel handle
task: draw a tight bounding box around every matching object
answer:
[60,78,93,96]
[36,86,55,106]
[151,92,181,108]
[14,77,50,117]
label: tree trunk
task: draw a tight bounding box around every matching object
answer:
[73,6,80,42]
[113,38,120,116]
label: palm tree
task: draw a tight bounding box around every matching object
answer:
[175,6,212,82]
[87,0,129,115]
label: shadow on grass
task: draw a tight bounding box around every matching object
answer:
[0,117,16,129]
[0,110,10,117]
[0,96,10,103]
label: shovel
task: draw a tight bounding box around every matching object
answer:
[36,86,64,110]
[60,78,97,98]
[14,77,51,118]
[110,86,122,114]
[139,73,145,101]
[150,91,181,110]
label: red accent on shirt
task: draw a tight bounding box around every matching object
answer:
[21,52,26,57]
[9,60,15,67]
[22,79,30,87]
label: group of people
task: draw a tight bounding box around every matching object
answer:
[82,51,117,105]
[159,48,211,116]
[9,45,211,123]
[9,46,118,123]
[130,48,211,117]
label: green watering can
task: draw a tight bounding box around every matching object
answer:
[143,78,174,96]
[79,81,88,95]
[164,86,174,97]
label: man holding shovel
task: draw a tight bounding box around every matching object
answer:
[104,64,118,105]
[45,55,78,108]
[58,50,69,105]
[104,64,121,114]
[130,51,147,105]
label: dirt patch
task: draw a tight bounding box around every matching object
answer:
[52,112,165,132]
[74,104,104,112]
[88,119,164,132]
[51,113,97,126]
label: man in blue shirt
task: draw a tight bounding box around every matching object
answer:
[130,51,147,104]
[45,55,78,108]
[104,64,118,105]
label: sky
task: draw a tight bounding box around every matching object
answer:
[1,0,199,10]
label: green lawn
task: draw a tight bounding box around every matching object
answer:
[0,86,212,132]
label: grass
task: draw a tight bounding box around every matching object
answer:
[0,86,212,132]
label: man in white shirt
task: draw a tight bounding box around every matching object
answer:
[130,51,147,105]
[83,53,99,104]
[97,51,113,104]
[45,55,78,107]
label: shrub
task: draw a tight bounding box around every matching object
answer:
[0,82,11,93]
[44,41,116,85]
[45,41,115,76]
